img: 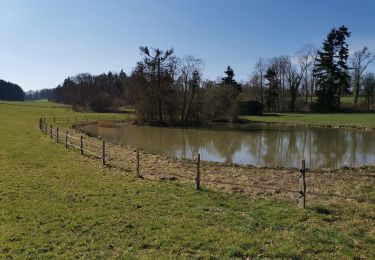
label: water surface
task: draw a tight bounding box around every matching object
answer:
[81,123,375,169]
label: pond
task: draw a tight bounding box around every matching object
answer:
[80,123,375,169]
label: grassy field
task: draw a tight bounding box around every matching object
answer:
[1,101,375,258]
[297,95,365,105]
[242,113,375,129]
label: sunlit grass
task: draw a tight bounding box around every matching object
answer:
[0,101,374,258]
[242,113,375,128]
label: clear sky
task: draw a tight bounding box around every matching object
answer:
[1,0,374,91]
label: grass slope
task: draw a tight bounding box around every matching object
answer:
[1,102,375,258]
[242,113,375,128]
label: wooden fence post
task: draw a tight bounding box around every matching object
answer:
[136,148,140,177]
[68,117,70,123]
[50,125,52,138]
[299,159,306,209]
[102,140,106,165]
[75,116,77,122]
[80,135,83,155]
[56,127,59,143]
[65,131,68,148]
[39,117,42,130]
[195,153,201,190]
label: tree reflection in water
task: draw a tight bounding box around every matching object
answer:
[81,123,375,169]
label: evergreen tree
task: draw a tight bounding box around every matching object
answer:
[0,80,24,101]
[264,68,279,112]
[139,46,175,123]
[335,26,351,108]
[221,66,241,95]
[314,26,350,111]
[221,66,235,84]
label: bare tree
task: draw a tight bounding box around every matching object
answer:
[296,45,314,104]
[351,47,375,104]
[266,56,290,112]
[245,73,262,101]
[285,57,302,112]
[178,56,203,123]
[309,48,319,103]
[185,69,202,123]
[362,72,375,111]
[254,58,267,106]
[276,56,290,112]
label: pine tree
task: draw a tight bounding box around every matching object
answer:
[221,66,241,95]
[264,68,279,112]
[314,26,350,112]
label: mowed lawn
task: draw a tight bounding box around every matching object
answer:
[1,102,375,258]
[242,112,375,128]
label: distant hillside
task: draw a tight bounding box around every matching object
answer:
[0,79,24,101]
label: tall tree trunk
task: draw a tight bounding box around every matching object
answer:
[310,74,314,104]
[337,83,341,110]
[180,77,188,122]
[185,91,197,124]
[290,87,295,112]
[368,95,370,111]
[282,77,285,112]
[157,60,163,122]
[354,70,360,104]
[305,77,308,104]
[260,71,263,106]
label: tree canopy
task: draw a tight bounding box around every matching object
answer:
[0,80,24,101]
[49,25,375,119]
[314,26,351,112]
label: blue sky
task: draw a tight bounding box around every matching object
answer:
[1,0,374,91]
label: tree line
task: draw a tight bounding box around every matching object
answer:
[54,50,243,124]
[246,26,375,112]
[0,79,24,101]
[54,71,127,112]
[25,88,55,101]
[52,25,375,125]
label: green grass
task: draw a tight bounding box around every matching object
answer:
[1,101,375,258]
[119,105,135,113]
[241,113,375,128]
[297,96,359,104]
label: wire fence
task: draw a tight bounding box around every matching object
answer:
[38,117,375,208]
[41,113,133,124]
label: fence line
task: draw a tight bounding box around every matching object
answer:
[41,114,134,125]
[38,118,375,207]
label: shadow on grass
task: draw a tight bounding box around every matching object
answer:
[259,113,284,117]
[313,206,332,215]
